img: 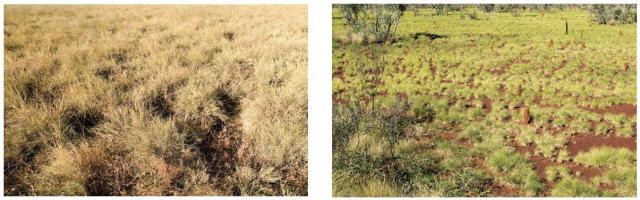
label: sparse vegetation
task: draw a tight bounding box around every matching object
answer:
[333,4,636,197]
[4,5,307,196]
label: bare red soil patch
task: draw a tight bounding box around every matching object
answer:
[512,142,536,155]
[481,97,493,113]
[564,162,604,182]
[440,132,472,147]
[509,140,606,195]
[488,67,506,75]
[333,68,345,81]
[584,104,636,117]
[489,183,520,197]
[566,134,636,156]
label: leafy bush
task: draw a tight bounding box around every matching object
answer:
[340,5,402,43]
[479,4,495,13]
[590,4,637,24]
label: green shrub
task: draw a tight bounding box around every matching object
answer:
[340,5,402,43]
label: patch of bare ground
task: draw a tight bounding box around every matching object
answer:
[488,183,521,197]
[527,155,604,195]
[332,67,345,81]
[583,104,637,117]
[509,140,606,195]
[470,157,520,197]
[481,97,493,113]
[439,132,472,147]
[566,134,636,156]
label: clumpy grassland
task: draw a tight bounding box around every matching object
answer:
[333,5,636,197]
[4,5,307,196]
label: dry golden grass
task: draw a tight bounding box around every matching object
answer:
[4,5,307,196]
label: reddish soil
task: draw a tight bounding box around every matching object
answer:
[489,184,520,197]
[510,141,606,195]
[488,67,506,75]
[564,162,604,182]
[566,134,636,156]
[428,58,436,79]
[333,68,345,81]
[528,155,552,179]
[583,104,637,117]
[441,132,457,140]
[512,142,536,155]
[332,96,348,105]
[471,157,521,197]
[481,97,493,113]
[440,132,472,147]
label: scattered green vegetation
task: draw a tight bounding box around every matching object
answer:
[334,4,636,197]
[573,147,635,167]
[545,165,571,182]
[551,177,602,197]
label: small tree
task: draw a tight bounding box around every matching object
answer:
[434,4,448,15]
[479,4,495,13]
[590,4,609,24]
[340,4,402,43]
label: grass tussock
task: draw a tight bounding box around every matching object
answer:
[4,5,307,196]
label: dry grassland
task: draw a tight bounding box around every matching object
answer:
[4,5,307,196]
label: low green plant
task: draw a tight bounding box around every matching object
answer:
[573,147,635,167]
[598,166,636,197]
[533,133,566,158]
[552,117,567,128]
[556,149,570,162]
[551,177,602,197]
[545,165,570,182]
[504,163,544,196]
[460,122,485,142]
[595,124,610,135]
[617,125,635,137]
[515,127,536,146]
[486,148,528,173]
